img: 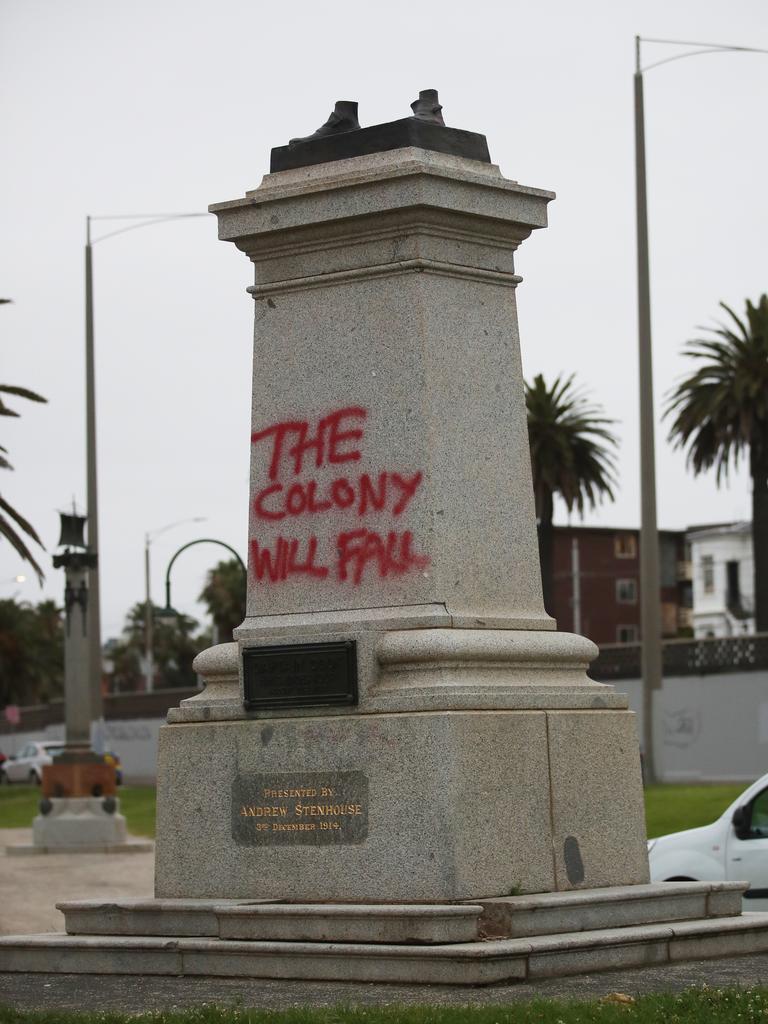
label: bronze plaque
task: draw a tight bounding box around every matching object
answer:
[242,641,358,710]
[232,771,368,846]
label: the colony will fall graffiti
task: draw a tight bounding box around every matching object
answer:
[249,406,429,585]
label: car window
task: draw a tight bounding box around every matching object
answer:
[752,789,768,839]
[19,744,34,758]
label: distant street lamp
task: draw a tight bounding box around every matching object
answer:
[84,212,207,716]
[144,517,207,692]
[634,35,768,783]
[159,538,246,630]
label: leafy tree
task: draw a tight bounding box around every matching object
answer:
[0,598,64,705]
[107,602,205,692]
[666,296,768,631]
[526,373,618,615]
[199,558,246,643]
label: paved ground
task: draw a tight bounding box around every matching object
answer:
[2,827,768,1014]
[0,829,154,936]
[3,956,768,1013]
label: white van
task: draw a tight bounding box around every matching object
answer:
[648,771,768,912]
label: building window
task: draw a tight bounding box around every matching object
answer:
[616,578,637,604]
[614,534,637,559]
[702,555,715,594]
[617,625,639,644]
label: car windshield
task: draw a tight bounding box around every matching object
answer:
[43,745,66,756]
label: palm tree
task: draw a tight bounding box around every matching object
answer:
[666,295,768,632]
[1,298,47,584]
[1,384,47,584]
[199,559,246,642]
[526,373,618,616]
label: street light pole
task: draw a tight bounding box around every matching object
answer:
[144,537,153,692]
[144,517,207,692]
[161,538,246,621]
[83,211,207,712]
[634,40,662,785]
[633,35,768,784]
[84,218,103,734]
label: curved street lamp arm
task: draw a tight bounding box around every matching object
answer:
[163,538,247,613]
[637,34,768,74]
[90,212,208,246]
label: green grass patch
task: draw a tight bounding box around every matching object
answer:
[0,785,156,836]
[3,989,768,1023]
[0,782,751,841]
[644,783,743,839]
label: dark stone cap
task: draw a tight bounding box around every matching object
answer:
[270,118,491,173]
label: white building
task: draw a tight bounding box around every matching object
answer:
[688,521,754,638]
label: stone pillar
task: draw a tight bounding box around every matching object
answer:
[61,558,92,753]
[156,132,648,901]
[30,546,129,852]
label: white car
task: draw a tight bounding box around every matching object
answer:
[648,771,768,912]
[0,741,66,784]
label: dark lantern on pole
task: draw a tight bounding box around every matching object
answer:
[57,513,89,550]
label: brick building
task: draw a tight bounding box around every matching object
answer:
[549,526,691,646]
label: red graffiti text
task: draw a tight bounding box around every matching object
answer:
[249,405,429,586]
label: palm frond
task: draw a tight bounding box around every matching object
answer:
[0,502,44,585]
[0,385,47,403]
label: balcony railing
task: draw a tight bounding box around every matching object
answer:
[590,632,768,682]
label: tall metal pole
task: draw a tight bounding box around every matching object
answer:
[634,38,663,785]
[84,218,105,737]
[571,536,582,635]
[144,535,154,693]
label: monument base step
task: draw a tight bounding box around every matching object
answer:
[476,881,746,937]
[56,882,746,943]
[2,914,768,985]
[0,884,767,984]
[59,899,481,944]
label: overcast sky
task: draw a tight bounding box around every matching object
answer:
[1,0,766,640]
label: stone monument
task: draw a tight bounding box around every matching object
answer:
[153,91,648,903]
[9,512,149,854]
[2,92,767,983]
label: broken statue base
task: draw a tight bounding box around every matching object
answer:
[154,632,648,902]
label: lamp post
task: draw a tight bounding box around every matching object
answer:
[84,212,207,718]
[633,35,768,784]
[160,538,246,627]
[52,511,98,758]
[144,517,207,692]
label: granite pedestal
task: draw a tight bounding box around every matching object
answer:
[4,115,752,986]
[153,141,649,903]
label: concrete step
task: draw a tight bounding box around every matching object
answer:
[60,899,483,945]
[477,881,747,938]
[216,903,483,944]
[3,912,768,985]
[59,899,277,938]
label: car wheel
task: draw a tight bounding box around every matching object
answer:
[29,770,41,786]
[0,768,7,785]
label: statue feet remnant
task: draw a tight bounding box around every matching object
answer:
[410,89,444,125]
[289,100,360,146]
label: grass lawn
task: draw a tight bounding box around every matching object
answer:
[0,784,156,836]
[644,783,743,838]
[0,781,748,841]
[2,990,768,1023]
